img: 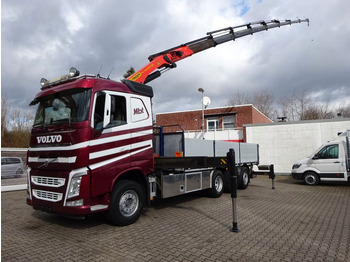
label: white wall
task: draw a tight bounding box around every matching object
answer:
[185,129,243,141]
[245,119,350,174]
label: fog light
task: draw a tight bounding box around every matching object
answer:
[66,199,84,207]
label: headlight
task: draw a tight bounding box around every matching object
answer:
[292,163,302,169]
[67,175,83,198]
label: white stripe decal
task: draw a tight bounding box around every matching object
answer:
[29,141,89,152]
[89,140,152,160]
[90,129,152,146]
[28,129,152,152]
[89,144,152,170]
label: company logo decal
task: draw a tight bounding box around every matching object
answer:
[130,72,142,81]
[37,135,62,144]
[133,107,144,115]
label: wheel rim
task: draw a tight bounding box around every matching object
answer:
[305,174,316,184]
[119,190,139,217]
[242,171,249,185]
[214,175,223,193]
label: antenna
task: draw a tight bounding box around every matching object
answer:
[107,66,115,80]
[97,64,103,77]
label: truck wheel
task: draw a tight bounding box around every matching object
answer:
[107,180,145,226]
[238,167,249,189]
[207,170,224,198]
[303,172,319,186]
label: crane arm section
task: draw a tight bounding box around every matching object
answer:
[128,18,309,84]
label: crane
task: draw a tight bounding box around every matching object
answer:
[127,18,309,84]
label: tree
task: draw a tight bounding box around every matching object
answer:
[226,91,251,106]
[1,96,9,140]
[123,67,135,79]
[335,104,350,118]
[277,95,299,121]
[277,89,335,121]
[252,89,274,119]
[9,108,34,132]
[227,89,275,119]
[1,97,33,148]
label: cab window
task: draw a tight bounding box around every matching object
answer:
[106,95,127,128]
[317,144,339,159]
[93,92,127,129]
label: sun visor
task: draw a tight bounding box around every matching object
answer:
[122,80,154,98]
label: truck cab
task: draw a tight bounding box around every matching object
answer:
[292,130,350,185]
[27,68,154,217]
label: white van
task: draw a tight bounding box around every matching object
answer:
[1,157,25,178]
[292,130,350,185]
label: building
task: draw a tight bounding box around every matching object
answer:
[245,118,350,173]
[156,104,272,142]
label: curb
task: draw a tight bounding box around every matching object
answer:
[1,184,27,192]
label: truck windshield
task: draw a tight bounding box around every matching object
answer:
[33,89,92,127]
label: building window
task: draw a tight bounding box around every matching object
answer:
[223,116,235,130]
[207,117,219,131]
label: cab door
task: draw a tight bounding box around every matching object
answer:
[90,91,131,197]
[313,143,344,181]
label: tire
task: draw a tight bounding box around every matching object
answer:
[303,172,319,186]
[15,169,23,178]
[238,167,249,190]
[107,180,145,226]
[207,170,224,198]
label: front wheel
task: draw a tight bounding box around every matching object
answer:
[207,170,224,198]
[303,172,319,186]
[107,180,145,226]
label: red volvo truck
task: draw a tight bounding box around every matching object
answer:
[27,19,309,225]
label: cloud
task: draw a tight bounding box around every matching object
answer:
[2,0,349,119]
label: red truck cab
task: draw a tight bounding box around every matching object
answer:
[27,68,154,222]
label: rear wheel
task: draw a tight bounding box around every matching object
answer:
[238,167,249,189]
[107,180,145,226]
[207,170,224,198]
[303,172,319,186]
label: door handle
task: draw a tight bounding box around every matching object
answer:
[334,161,340,163]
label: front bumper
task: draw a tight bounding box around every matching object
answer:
[292,172,303,180]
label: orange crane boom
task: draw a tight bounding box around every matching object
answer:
[128,18,309,84]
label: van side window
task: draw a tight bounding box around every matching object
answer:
[317,144,339,159]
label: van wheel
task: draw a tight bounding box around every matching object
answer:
[303,172,319,186]
[15,169,23,178]
[238,167,249,189]
[107,180,145,226]
[207,170,224,198]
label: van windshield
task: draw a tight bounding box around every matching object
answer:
[32,89,91,127]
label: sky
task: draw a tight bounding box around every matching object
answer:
[2,0,350,120]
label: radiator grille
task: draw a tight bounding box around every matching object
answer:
[33,189,63,202]
[32,176,65,187]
